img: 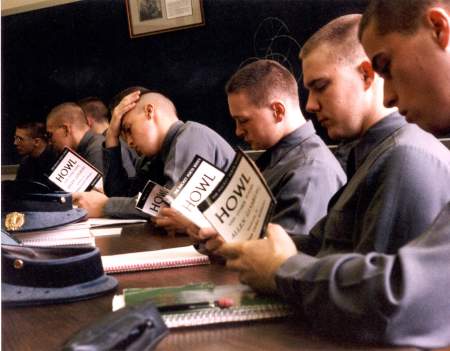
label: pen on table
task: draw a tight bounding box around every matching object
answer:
[159,297,234,312]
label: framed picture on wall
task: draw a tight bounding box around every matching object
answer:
[126,0,205,37]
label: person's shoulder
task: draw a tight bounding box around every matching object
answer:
[392,124,450,162]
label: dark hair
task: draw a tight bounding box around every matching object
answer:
[77,97,109,123]
[359,0,450,40]
[225,59,299,107]
[301,14,365,64]
[109,86,151,112]
[15,121,47,140]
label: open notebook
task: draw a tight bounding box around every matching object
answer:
[112,283,292,328]
[101,245,210,273]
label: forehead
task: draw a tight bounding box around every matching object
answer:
[360,21,397,61]
[15,128,30,136]
[122,106,143,126]
[302,44,340,81]
[227,92,255,112]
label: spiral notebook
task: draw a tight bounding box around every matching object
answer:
[101,245,210,273]
[112,283,292,328]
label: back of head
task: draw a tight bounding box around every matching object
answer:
[77,97,109,123]
[301,14,366,65]
[47,102,89,130]
[16,121,47,141]
[359,0,450,39]
[225,59,299,107]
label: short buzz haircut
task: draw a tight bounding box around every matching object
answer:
[300,14,365,64]
[47,102,88,128]
[225,59,299,107]
[77,97,109,123]
[359,0,450,40]
[109,86,151,112]
[16,121,47,140]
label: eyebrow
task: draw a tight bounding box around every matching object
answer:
[304,78,324,90]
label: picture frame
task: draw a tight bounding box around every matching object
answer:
[125,0,205,38]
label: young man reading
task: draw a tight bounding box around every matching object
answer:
[72,90,235,220]
[199,11,450,348]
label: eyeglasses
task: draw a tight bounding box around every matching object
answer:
[13,135,32,143]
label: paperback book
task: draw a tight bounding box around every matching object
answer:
[136,181,170,217]
[48,147,103,192]
[198,149,276,242]
[164,155,225,228]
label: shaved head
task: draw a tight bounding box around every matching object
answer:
[47,102,88,129]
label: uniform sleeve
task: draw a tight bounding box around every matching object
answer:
[271,161,344,237]
[103,196,151,219]
[103,145,131,197]
[275,202,450,348]
[357,145,450,253]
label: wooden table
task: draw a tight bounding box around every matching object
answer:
[1,223,427,351]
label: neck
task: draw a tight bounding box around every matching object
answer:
[31,142,47,158]
[283,106,306,136]
[73,127,90,149]
[91,122,109,135]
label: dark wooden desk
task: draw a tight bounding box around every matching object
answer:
[2,223,421,351]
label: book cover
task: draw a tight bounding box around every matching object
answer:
[136,180,170,217]
[112,283,292,328]
[48,147,103,192]
[164,155,225,228]
[101,245,210,273]
[198,149,276,242]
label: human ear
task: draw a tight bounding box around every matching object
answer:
[359,61,375,90]
[144,103,154,120]
[427,7,450,49]
[270,101,285,122]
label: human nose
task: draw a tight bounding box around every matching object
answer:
[235,122,245,138]
[383,80,398,108]
[306,92,320,113]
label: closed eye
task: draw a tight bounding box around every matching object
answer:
[372,54,391,79]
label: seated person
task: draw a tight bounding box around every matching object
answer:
[198,11,450,347]
[72,90,235,219]
[196,14,450,255]
[101,87,156,197]
[158,60,346,237]
[77,95,139,195]
[14,121,58,188]
[46,102,105,173]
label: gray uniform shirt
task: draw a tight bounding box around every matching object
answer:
[296,113,450,255]
[76,130,105,174]
[276,203,450,348]
[259,121,346,236]
[103,121,235,218]
[276,114,450,347]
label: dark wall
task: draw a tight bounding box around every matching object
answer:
[1,0,369,165]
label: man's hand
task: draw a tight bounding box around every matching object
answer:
[218,223,298,293]
[154,208,193,235]
[72,191,109,218]
[105,91,141,147]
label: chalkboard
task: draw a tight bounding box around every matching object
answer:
[1,0,369,165]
